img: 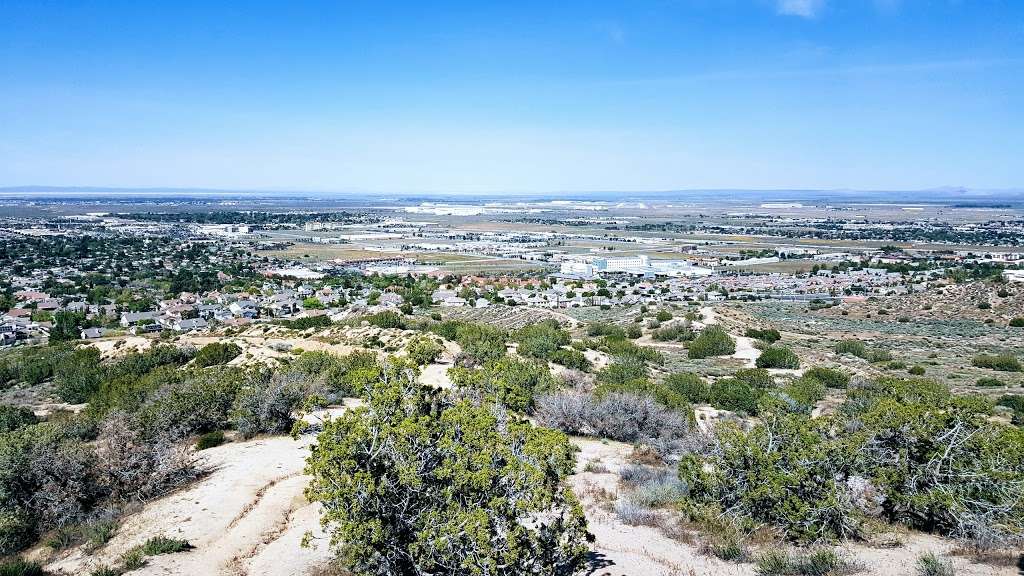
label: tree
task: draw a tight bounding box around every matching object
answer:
[193,342,242,368]
[49,310,88,343]
[305,369,589,576]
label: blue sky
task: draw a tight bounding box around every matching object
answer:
[1,0,1021,193]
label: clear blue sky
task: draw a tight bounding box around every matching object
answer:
[1,0,1021,193]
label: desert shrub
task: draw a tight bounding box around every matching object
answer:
[534,389,691,451]
[867,349,893,363]
[708,378,762,415]
[834,339,867,358]
[231,371,315,438]
[733,368,775,389]
[404,336,442,366]
[433,321,507,366]
[688,326,736,359]
[745,328,781,343]
[449,356,556,413]
[137,535,192,555]
[136,368,246,436]
[600,336,664,364]
[972,353,1022,372]
[975,377,1005,387]
[305,375,589,576]
[0,406,38,434]
[1009,317,1024,328]
[120,548,145,570]
[365,311,405,330]
[613,500,659,526]
[626,325,642,339]
[596,357,648,387]
[664,372,710,404]
[0,423,103,554]
[93,411,198,502]
[79,518,118,551]
[289,350,381,397]
[755,548,857,576]
[651,324,693,342]
[0,559,45,576]
[908,365,926,376]
[679,414,862,543]
[549,348,591,372]
[195,430,225,450]
[655,310,673,322]
[915,552,955,576]
[997,394,1024,425]
[803,367,850,389]
[193,342,242,368]
[275,315,332,330]
[587,322,625,339]
[53,346,104,403]
[755,347,801,369]
[513,320,571,360]
[781,377,826,410]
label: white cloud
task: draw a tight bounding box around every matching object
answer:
[776,0,825,18]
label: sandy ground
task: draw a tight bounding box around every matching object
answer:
[569,437,1020,576]
[41,409,350,576]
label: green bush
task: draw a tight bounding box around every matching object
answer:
[708,378,761,415]
[755,347,801,369]
[513,320,570,360]
[195,430,225,450]
[803,367,850,389]
[405,336,443,366]
[365,311,405,330]
[755,548,855,576]
[1009,317,1024,328]
[305,376,589,576]
[975,377,1006,387]
[231,372,312,438]
[834,339,867,358]
[138,535,192,555]
[782,377,826,409]
[915,552,954,576]
[433,321,507,365]
[655,310,673,322]
[586,322,625,339]
[0,405,38,434]
[972,353,1022,372]
[449,356,556,413]
[664,372,710,404]
[745,327,781,343]
[651,324,693,342]
[688,326,736,359]
[193,342,242,368]
[549,348,591,372]
[908,365,926,376]
[0,559,46,576]
[274,315,332,330]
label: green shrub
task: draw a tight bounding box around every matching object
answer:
[975,377,1005,387]
[972,353,1022,372]
[193,342,242,368]
[664,372,710,404]
[755,347,801,369]
[120,548,145,570]
[651,324,693,342]
[195,430,225,450]
[1009,317,1024,328]
[803,367,850,389]
[908,365,926,376]
[915,552,954,576]
[405,336,443,366]
[601,336,663,364]
[365,311,405,330]
[755,548,856,576]
[834,339,867,358]
[231,372,312,438]
[513,320,570,360]
[745,327,781,343]
[586,322,624,339]
[782,377,826,409]
[433,321,507,365]
[0,405,38,434]
[138,535,192,555]
[0,559,45,576]
[549,348,591,372]
[733,368,775,389]
[274,315,332,330]
[689,326,736,359]
[305,376,589,576]
[449,356,556,413]
[655,310,673,322]
[708,378,761,415]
